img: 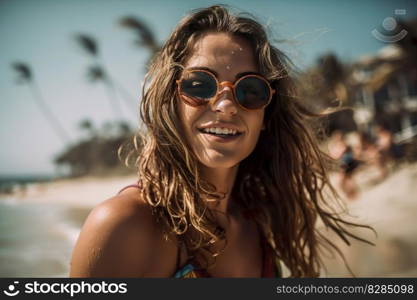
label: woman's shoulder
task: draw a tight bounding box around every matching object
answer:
[69,186,178,277]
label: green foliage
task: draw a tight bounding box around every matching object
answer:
[54,120,138,177]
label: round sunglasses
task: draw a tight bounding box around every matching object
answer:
[176,69,275,110]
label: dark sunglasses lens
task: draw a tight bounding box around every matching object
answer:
[236,77,270,109]
[179,71,217,103]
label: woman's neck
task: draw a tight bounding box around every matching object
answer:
[201,165,239,216]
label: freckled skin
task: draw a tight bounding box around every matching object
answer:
[177,32,265,169]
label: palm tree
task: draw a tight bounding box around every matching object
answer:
[86,63,124,120]
[316,53,350,105]
[12,62,71,143]
[75,34,136,120]
[88,64,139,117]
[316,54,358,132]
[317,53,346,88]
[119,16,161,68]
[79,118,98,139]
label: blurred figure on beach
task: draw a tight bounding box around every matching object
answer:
[327,124,407,200]
[357,131,379,165]
[328,130,362,200]
[374,124,405,181]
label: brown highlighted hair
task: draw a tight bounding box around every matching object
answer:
[124,5,373,277]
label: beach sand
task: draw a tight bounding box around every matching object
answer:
[9,174,138,208]
[1,163,417,277]
[320,162,417,277]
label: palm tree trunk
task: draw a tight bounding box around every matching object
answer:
[112,79,138,117]
[103,78,125,121]
[29,81,71,143]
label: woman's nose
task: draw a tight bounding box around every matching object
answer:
[211,85,238,116]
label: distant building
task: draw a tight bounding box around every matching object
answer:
[350,44,417,142]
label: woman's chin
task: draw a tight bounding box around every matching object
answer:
[198,154,242,169]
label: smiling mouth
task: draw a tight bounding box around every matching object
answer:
[197,127,243,138]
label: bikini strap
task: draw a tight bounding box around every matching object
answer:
[117,182,141,195]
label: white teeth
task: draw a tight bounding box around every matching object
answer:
[201,127,238,135]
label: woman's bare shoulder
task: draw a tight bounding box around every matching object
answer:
[69,187,178,277]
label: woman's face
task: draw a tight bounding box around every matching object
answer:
[177,32,265,169]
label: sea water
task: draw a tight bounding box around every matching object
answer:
[0,198,90,277]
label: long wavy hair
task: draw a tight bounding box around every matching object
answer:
[124,5,373,277]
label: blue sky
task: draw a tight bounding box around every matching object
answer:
[1,0,416,176]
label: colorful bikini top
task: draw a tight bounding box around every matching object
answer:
[117,183,284,278]
[173,236,283,278]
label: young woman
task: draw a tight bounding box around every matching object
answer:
[70,5,371,278]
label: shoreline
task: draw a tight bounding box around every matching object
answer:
[1,174,139,208]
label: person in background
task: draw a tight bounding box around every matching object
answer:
[375,123,405,180]
[328,131,361,200]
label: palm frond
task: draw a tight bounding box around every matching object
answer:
[87,65,106,82]
[79,119,93,131]
[119,16,159,51]
[317,53,346,86]
[12,62,32,83]
[75,34,98,56]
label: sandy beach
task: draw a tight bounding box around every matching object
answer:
[1,163,416,277]
[320,162,417,277]
[7,174,139,208]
